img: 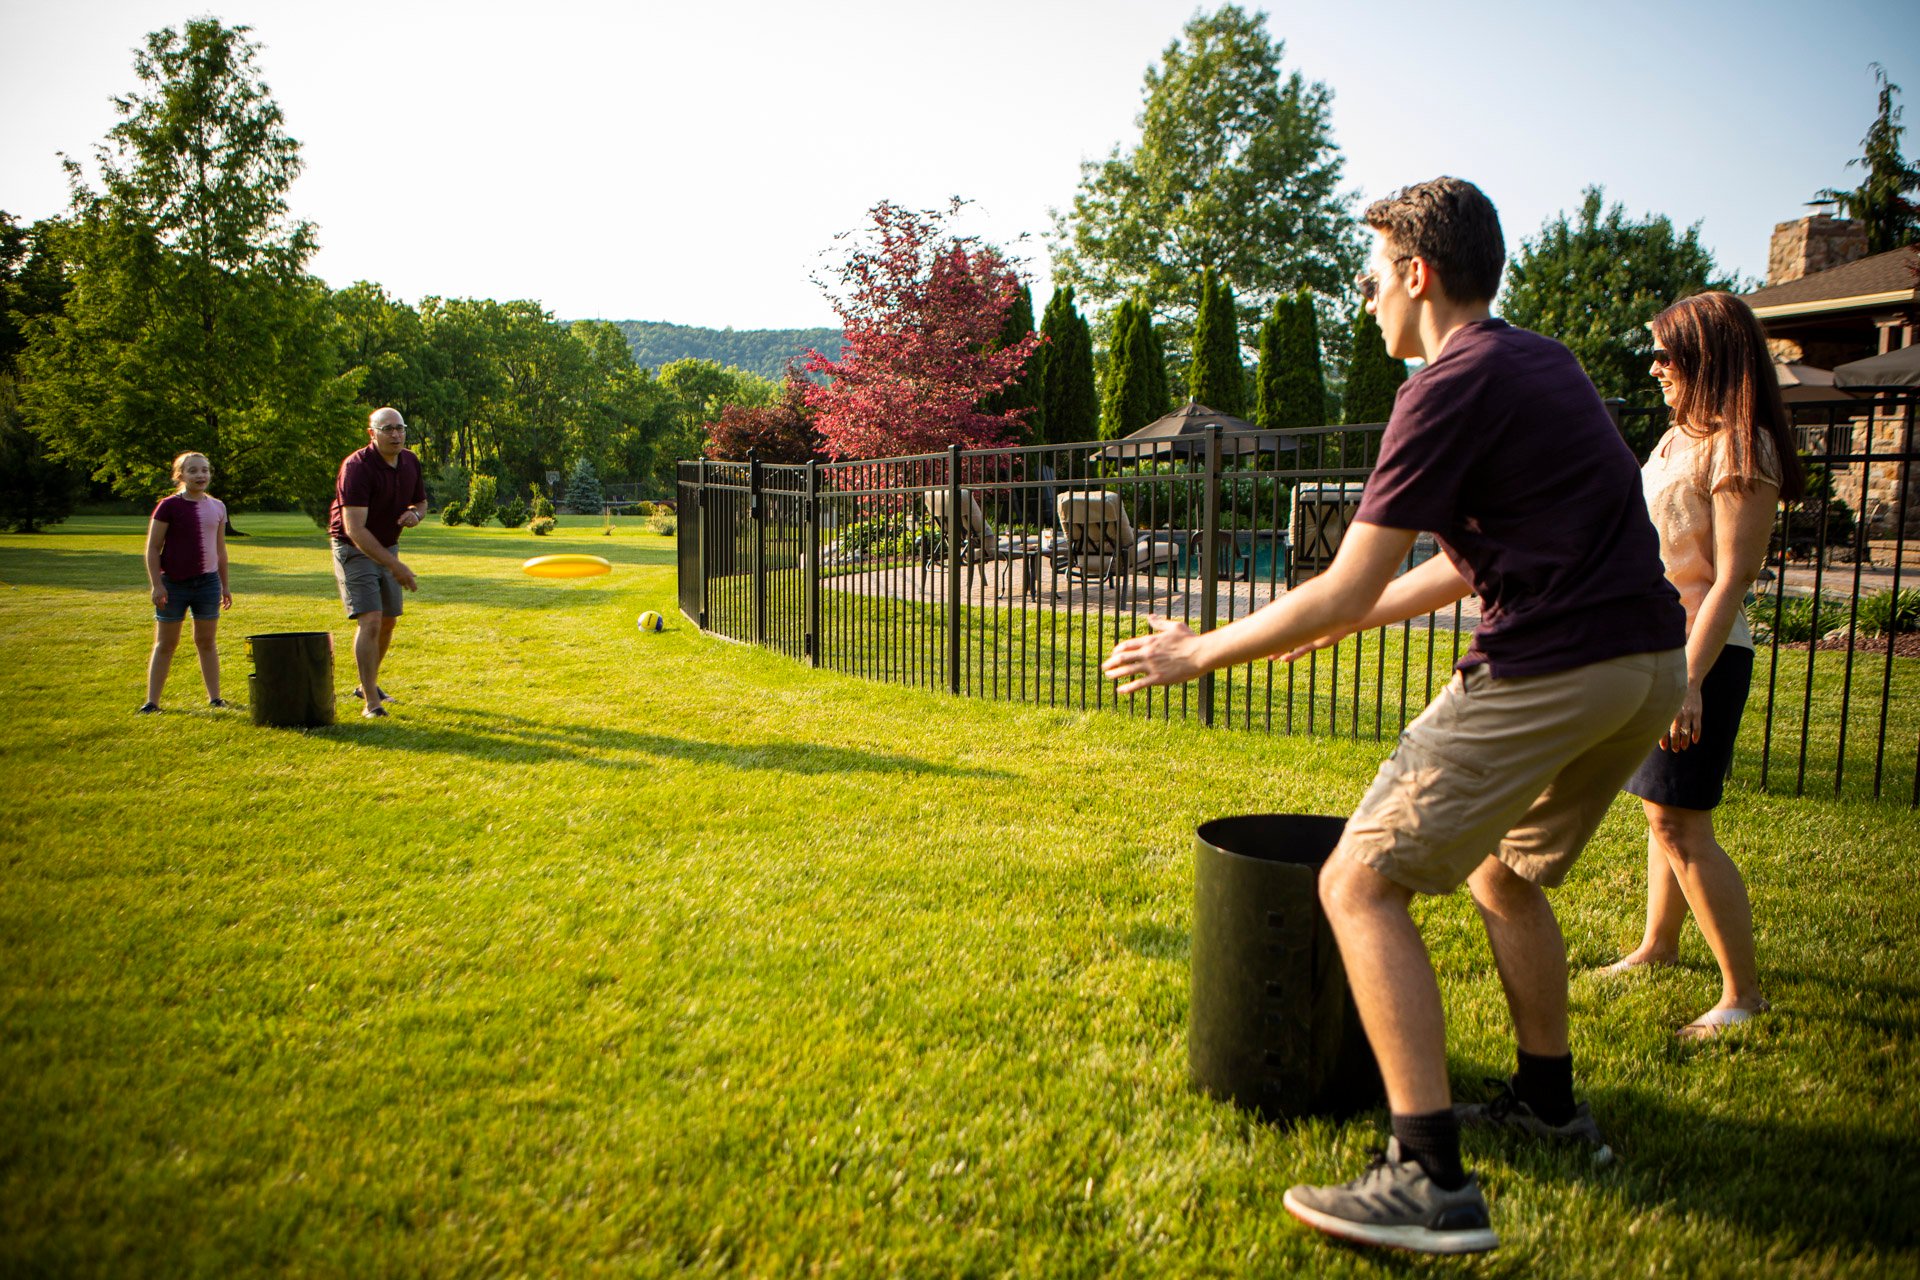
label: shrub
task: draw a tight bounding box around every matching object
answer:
[530,488,554,521]
[563,457,603,514]
[1748,593,1824,644]
[465,475,499,528]
[636,501,654,517]
[497,496,529,529]
[647,509,677,536]
[439,501,465,527]
[529,516,556,536]
[433,460,471,510]
[1855,586,1920,638]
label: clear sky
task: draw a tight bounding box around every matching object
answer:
[4,0,1917,331]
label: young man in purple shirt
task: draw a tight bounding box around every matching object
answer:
[328,406,427,719]
[1104,178,1685,1254]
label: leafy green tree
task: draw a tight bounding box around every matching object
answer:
[1051,4,1362,359]
[1,212,81,532]
[16,19,357,511]
[1815,65,1920,254]
[464,474,498,527]
[329,281,434,428]
[1501,186,1729,452]
[1189,269,1246,414]
[1342,305,1408,425]
[981,282,1042,442]
[1036,285,1097,446]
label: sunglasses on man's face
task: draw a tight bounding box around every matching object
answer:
[1355,255,1414,304]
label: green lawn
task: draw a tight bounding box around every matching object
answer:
[2,514,1916,1276]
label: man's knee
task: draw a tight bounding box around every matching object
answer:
[1320,848,1411,922]
[355,610,386,632]
[1468,855,1542,910]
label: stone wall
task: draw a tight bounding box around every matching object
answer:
[1767,214,1869,286]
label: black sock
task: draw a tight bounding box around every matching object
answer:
[1391,1109,1469,1191]
[1514,1048,1577,1127]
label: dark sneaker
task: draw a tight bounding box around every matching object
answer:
[1283,1139,1497,1255]
[208,698,232,709]
[362,704,388,719]
[137,702,161,715]
[350,685,393,705]
[1456,1077,1614,1164]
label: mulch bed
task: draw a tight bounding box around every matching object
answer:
[1777,632,1920,657]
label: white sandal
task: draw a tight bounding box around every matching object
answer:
[1676,999,1770,1040]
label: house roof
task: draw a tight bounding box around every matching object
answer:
[1743,246,1920,319]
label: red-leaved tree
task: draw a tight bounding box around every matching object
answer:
[805,199,1041,460]
[704,365,823,463]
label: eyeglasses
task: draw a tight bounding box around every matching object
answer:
[374,423,408,433]
[1356,255,1415,303]
[1650,349,1673,367]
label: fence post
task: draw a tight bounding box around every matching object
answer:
[749,450,766,646]
[695,458,709,631]
[1199,425,1222,727]
[805,459,821,667]
[947,444,963,696]
[1603,397,1627,441]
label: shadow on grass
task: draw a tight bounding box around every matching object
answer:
[315,703,1010,778]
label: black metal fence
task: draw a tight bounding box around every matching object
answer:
[680,390,1920,805]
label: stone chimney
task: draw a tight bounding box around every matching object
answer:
[1767,213,1868,286]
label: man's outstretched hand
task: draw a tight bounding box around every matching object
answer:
[1103,617,1206,694]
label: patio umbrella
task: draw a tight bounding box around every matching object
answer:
[1093,401,1301,462]
[1773,361,1856,404]
[1833,344,1920,389]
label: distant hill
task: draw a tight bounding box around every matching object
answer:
[613,320,843,381]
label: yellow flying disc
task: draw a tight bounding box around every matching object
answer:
[522,554,612,579]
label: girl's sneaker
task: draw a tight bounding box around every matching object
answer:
[138,702,161,714]
[209,698,232,709]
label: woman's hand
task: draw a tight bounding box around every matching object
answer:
[221,588,233,611]
[150,584,168,608]
[1661,685,1704,751]
[1104,617,1206,694]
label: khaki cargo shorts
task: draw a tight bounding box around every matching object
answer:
[1339,649,1686,895]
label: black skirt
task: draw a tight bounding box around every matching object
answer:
[1623,643,1754,811]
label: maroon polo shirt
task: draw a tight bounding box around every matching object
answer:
[327,444,426,547]
[1353,318,1685,678]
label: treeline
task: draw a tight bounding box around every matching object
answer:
[0,19,778,533]
[614,321,842,380]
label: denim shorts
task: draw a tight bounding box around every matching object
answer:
[156,572,222,623]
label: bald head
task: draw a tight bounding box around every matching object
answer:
[367,406,408,456]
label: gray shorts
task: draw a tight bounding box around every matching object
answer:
[331,540,403,619]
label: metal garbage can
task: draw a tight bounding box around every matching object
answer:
[245,632,335,728]
[1190,813,1381,1122]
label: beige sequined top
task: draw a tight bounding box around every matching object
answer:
[1641,425,1783,650]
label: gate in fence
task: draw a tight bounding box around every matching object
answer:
[680,391,1920,805]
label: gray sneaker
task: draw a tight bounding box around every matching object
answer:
[1456,1077,1614,1164]
[1283,1139,1498,1255]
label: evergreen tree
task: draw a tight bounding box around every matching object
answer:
[1102,299,1163,440]
[1342,306,1407,425]
[1038,286,1098,446]
[564,455,603,513]
[1815,65,1920,255]
[1270,288,1324,430]
[981,282,1042,442]
[1189,270,1246,414]
[1253,297,1288,430]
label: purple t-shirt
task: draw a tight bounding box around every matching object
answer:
[327,445,426,547]
[151,494,226,580]
[1353,319,1684,678]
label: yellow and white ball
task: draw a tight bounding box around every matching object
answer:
[637,610,664,632]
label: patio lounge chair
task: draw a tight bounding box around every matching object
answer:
[922,489,1031,594]
[1055,491,1178,607]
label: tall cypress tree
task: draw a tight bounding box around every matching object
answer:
[1271,288,1324,430]
[1039,285,1097,446]
[1342,305,1407,425]
[1102,298,1161,440]
[1190,271,1246,415]
[1254,297,1289,430]
[982,282,1041,442]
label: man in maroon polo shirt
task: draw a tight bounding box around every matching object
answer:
[328,406,427,719]
[1104,178,1685,1254]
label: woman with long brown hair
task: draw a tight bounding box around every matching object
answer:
[1606,290,1804,1038]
